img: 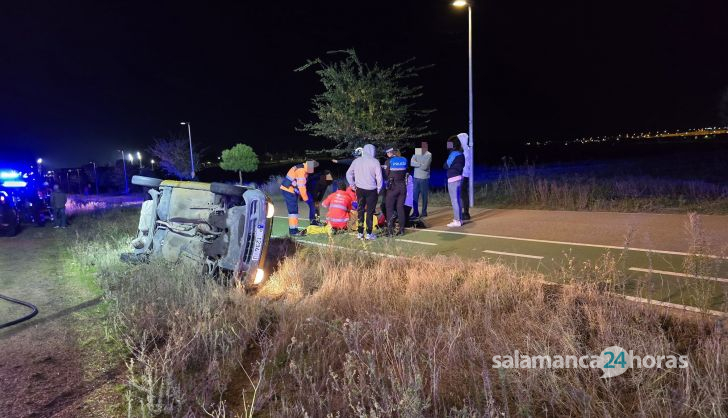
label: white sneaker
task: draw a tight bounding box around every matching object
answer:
[357,232,364,239]
[446,220,462,228]
[366,233,377,240]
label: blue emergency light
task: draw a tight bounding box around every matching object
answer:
[1,180,27,188]
[0,170,21,179]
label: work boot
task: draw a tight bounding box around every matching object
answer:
[395,229,405,236]
[310,219,321,226]
[462,212,471,221]
[289,228,300,236]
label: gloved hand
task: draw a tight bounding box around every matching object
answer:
[352,201,358,210]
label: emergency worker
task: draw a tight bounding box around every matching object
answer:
[280,160,318,235]
[384,148,408,236]
[321,181,355,230]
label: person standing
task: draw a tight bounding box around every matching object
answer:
[384,148,408,236]
[457,133,472,220]
[310,170,333,225]
[50,184,68,228]
[410,141,432,218]
[346,144,383,240]
[444,141,465,228]
[280,161,318,235]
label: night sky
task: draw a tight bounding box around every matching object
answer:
[1,0,727,168]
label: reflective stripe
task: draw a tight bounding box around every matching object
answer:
[289,214,299,218]
[448,175,462,182]
[328,217,350,223]
[329,203,348,211]
[389,167,406,171]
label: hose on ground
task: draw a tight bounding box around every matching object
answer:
[0,293,39,329]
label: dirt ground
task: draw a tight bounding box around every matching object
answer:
[0,226,123,418]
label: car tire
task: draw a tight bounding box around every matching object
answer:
[131,175,163,188]
[210,182,246,197]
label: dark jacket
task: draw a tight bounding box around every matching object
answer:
[445,152,465,181]
[50,190,68,209]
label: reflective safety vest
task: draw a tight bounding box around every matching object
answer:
[322,190,354,227]
[280,164,309,201]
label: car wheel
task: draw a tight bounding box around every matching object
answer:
[210,182,246,197]
[131,175,163,188]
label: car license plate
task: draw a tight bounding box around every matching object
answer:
[252,227,264,261]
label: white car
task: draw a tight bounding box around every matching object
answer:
[123,176,274,288]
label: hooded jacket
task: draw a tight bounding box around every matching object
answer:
[457,133,472,178]
[346,144,383,192]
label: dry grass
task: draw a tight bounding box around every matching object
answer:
[429,173,728,214]
[73,211,728,417]
[253,248,727,417]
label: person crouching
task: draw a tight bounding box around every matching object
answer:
[321,181,356,231]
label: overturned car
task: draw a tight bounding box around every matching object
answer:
[123,175,274,288]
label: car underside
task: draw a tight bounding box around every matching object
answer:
[123,176,274,288]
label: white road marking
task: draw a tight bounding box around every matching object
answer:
[483,250,543,260]
[296,239,402,259]
[395,239,437,246]
[614,294,727,317]
[406,227,725,259]
[629,267,728,284]
[275,215,725,259]
[288,237,727,317]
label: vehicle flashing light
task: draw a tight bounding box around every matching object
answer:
[2,180,28,188]
[0,170,20,179]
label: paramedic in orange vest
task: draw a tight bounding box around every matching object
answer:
[280,160,318,235]
[321,181,355,230]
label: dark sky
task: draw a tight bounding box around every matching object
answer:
[1,0,727,167]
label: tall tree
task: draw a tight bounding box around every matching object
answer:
[296,49,435,156]
[220,143,259,184]
[148,137,202,180]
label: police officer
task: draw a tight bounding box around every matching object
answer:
[384,148,408,236]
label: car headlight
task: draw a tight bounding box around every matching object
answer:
[254,268,265,285]
[266,201,275,219]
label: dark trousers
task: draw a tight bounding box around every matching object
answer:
[54,208,67,227]
[385,183,406,233]
[356,188,378,234]
[461,176,471,216]
[412,178,429,216]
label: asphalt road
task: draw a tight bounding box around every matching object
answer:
[271,199,728,314]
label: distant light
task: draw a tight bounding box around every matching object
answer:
[37,158,43,164]
[0,170,20,179]
[136,151,142,159]
[150,159,155,164]
[452,0,468,6]
[2,180,27,188]
[128,153,134,162]
[180,122,187,125]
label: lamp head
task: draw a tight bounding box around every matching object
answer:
[452,0,468,6]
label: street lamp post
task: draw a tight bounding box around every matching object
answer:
[36,158,43,176]
[180,122,195,179]
[452,0,475,208]
[119,150,129,194]
[150,159,155,170]
[136,151,143,169]
[90,161,99,196]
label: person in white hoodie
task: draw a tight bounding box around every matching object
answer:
[346,144,383,240]
[456,133,472,220]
